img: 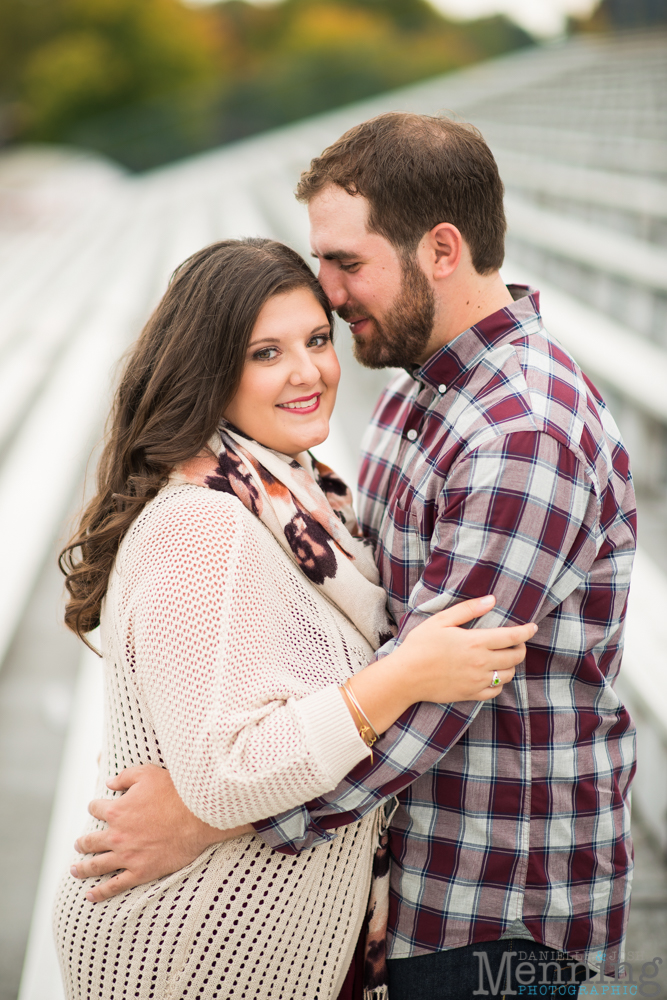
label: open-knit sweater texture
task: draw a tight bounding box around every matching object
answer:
[53,482,378,999]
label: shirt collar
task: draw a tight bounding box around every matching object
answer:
[412,285,542,391]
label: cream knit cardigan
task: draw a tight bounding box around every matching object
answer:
[54,482,379,1000]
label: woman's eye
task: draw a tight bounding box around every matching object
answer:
[252,347,279,361]
[340,263,360,273]
[308,333,332,348]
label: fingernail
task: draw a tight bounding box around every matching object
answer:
[85,892,95,903]
[70,866,78,878]
[479,595,494,607]
[74,840,80,852]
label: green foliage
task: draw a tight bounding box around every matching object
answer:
[292,0,444,31]
[24,31,131,139]
[461,14,536,59]
[1,0,535,169]
[211,0,533,148]
[4,0,221,141]
[0,0,63,98]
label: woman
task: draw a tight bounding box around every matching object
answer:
[55,238,534,1000]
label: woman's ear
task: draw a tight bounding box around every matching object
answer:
[423,222,463,280]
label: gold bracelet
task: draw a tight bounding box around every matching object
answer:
[346,683,380,741]
[343,680,379,761]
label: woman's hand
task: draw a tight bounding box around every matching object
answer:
[344,596,537,739]
[393,595,536,704]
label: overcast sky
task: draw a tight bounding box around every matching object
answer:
[430,0,598,36]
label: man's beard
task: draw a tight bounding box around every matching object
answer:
[338,256,435,370]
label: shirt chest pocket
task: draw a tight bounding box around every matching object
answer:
[384,498,429,578]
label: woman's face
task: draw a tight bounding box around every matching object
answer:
[224,287,340,457]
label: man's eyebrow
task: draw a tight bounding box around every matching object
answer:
[310,250,359,261]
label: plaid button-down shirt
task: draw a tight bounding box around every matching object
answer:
[255,287,637,966]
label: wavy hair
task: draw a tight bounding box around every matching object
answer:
[60,237,332,646]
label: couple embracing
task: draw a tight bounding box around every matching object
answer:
[56,112,636,1000]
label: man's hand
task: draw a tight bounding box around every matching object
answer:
[71,764,252,902]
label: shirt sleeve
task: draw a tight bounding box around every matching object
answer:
[254,430,600,853]
[126,488,369,829]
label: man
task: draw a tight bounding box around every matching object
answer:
[73,113,636,997]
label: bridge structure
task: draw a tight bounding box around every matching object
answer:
[0,28,665,1000]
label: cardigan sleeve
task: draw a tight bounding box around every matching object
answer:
[122,485,369,829]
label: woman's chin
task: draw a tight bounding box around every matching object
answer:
[282,426,329,457]
[279,415,328,451]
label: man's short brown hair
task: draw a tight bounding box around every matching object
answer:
[296,112,506,275]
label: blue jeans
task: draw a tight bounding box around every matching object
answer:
[386,939,591,999]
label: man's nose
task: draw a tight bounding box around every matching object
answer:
[317,262,347,310]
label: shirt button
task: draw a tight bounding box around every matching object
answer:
[438,384,446,394]
[406,428,418,441]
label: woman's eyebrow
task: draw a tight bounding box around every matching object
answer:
[248,336,281,347]
[247,324,330,349]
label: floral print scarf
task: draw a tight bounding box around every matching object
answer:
[175,421,395,997]
[175,421,396,649]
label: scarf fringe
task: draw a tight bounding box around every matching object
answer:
[363,988,389,1000]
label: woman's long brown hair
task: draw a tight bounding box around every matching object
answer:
[60,238,332,645]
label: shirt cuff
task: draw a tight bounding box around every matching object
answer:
[293,684,371,785]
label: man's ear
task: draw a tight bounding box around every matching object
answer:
[422,222,463,279]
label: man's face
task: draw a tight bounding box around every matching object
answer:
[308,185,435,369]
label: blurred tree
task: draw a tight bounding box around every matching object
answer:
[6,0,225,140]
[1,0,535,169]
[303,0,444,31]
[212,0,533,146]
[462,14,537,58]
[0,0,64,100]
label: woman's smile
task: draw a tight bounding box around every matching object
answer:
[277,391,321,413]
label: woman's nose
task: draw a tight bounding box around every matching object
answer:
[289,353,320,386]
